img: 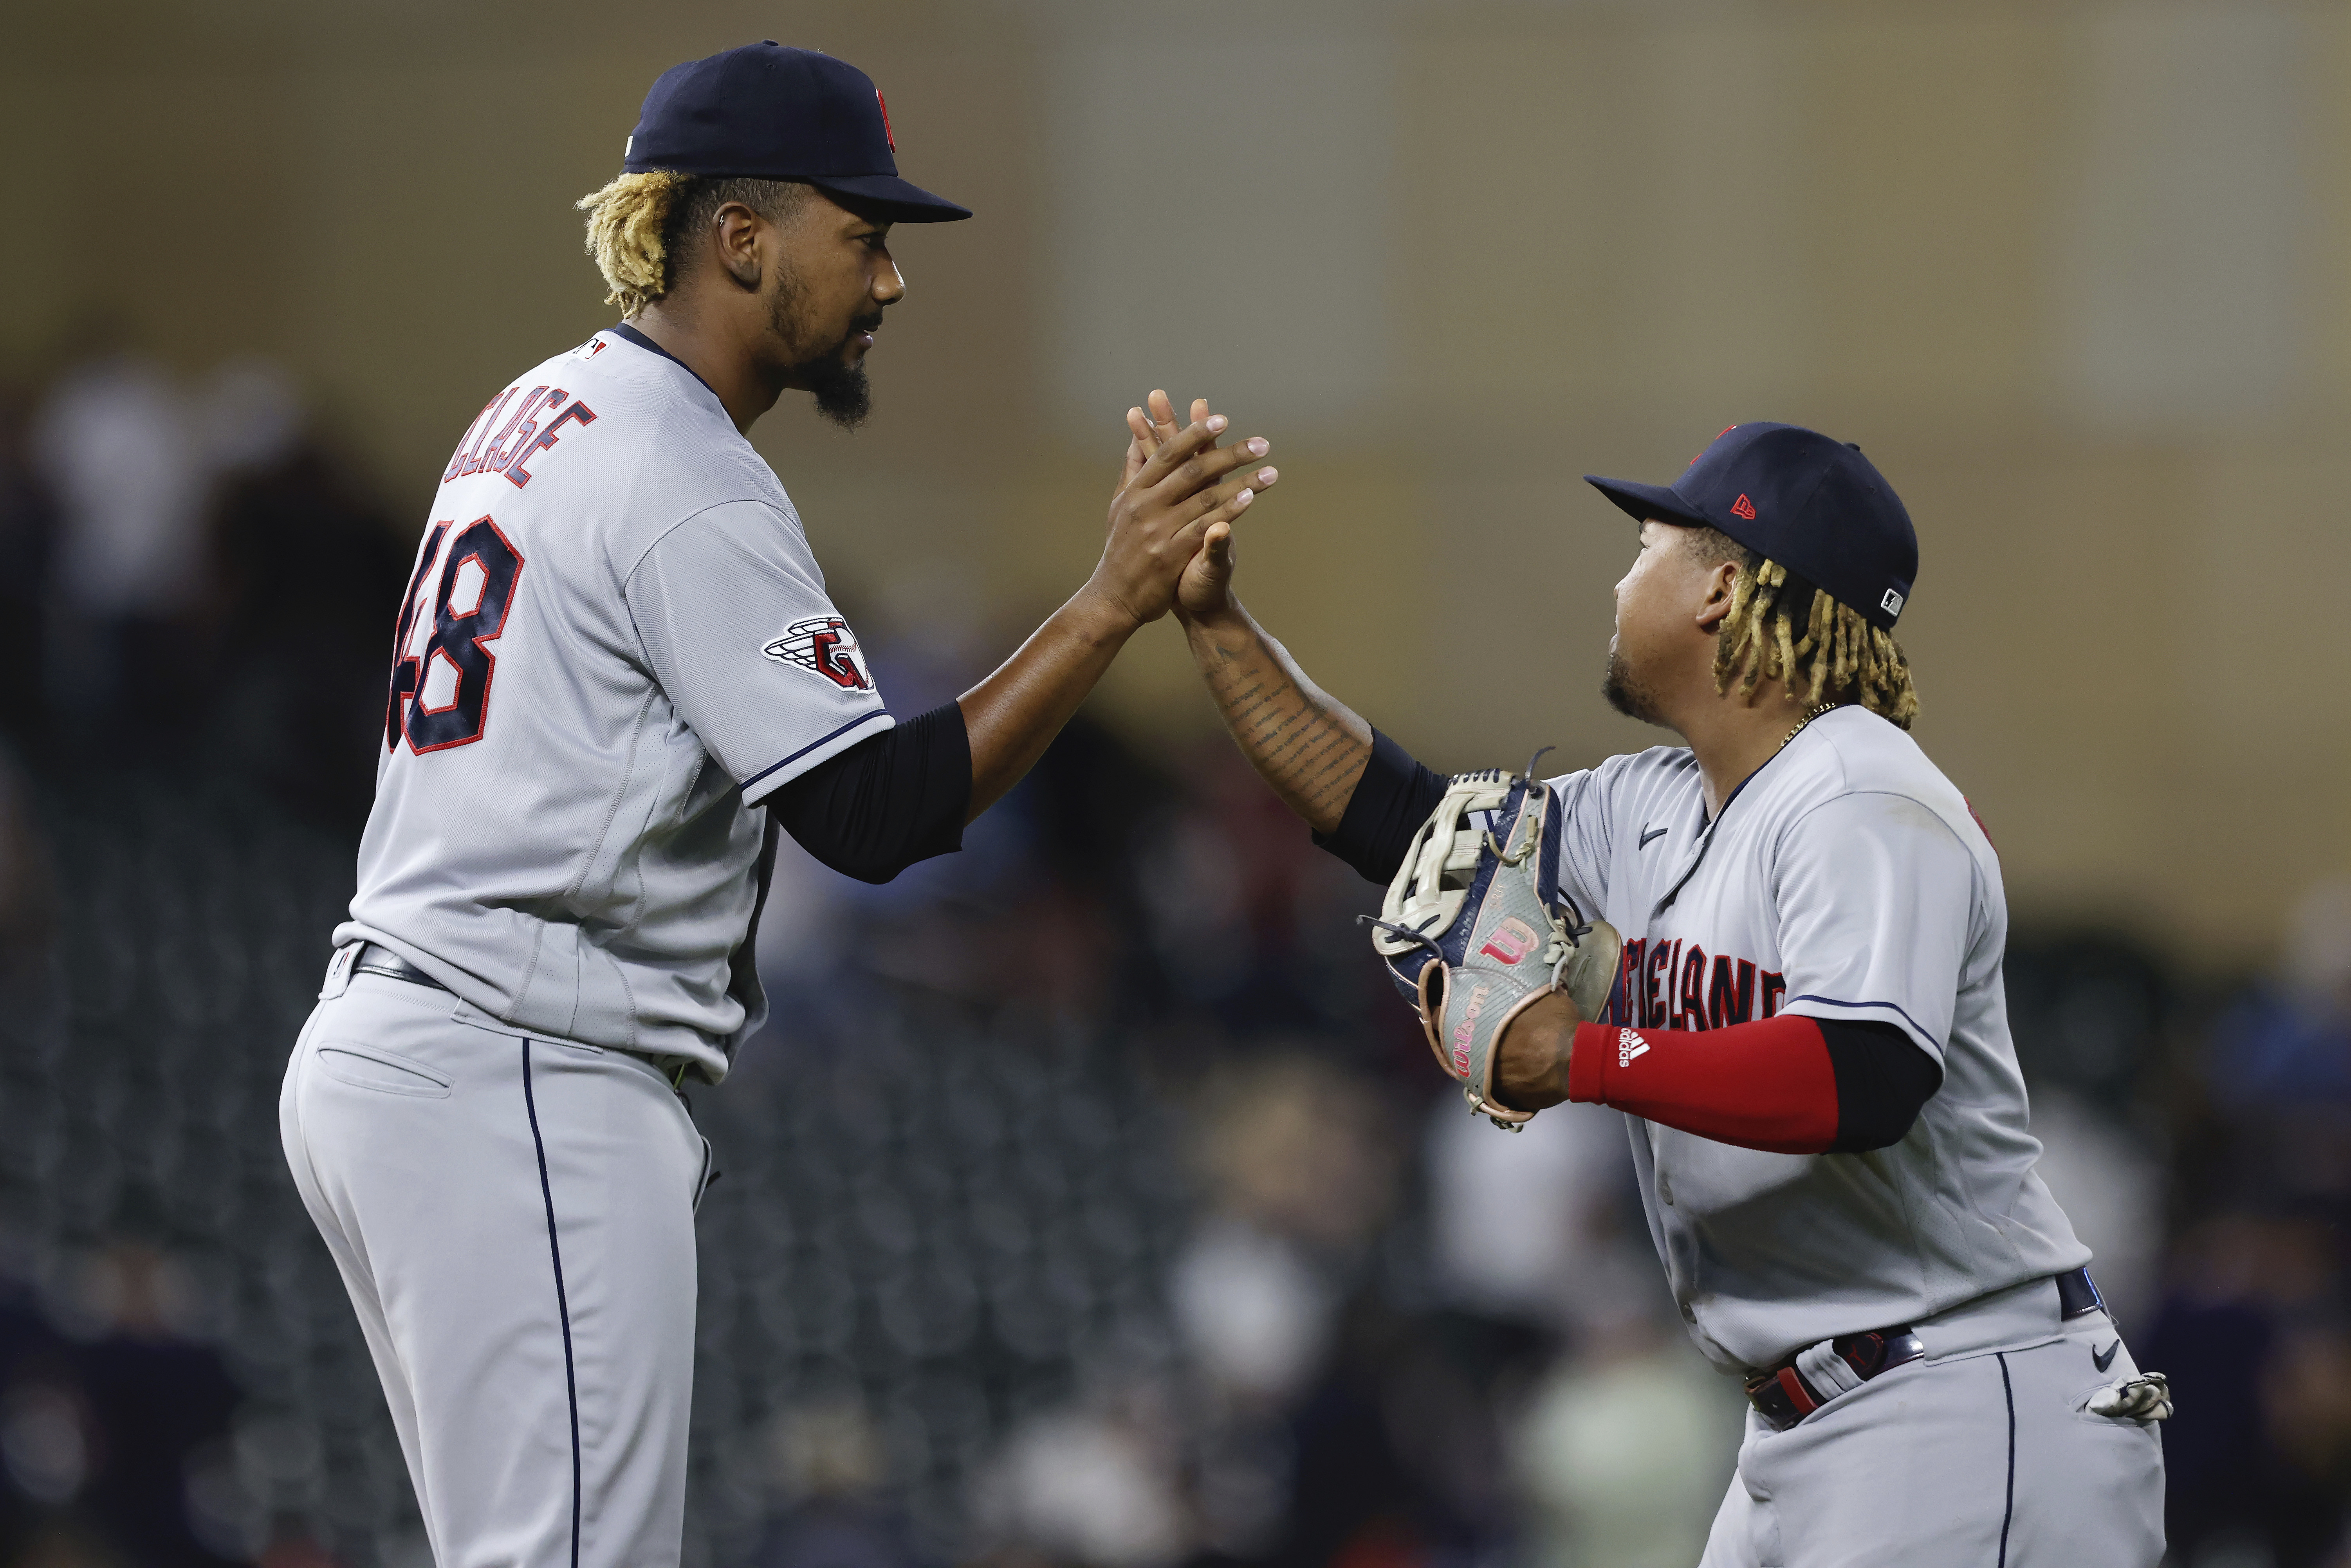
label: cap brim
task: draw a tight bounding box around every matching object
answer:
[809,173,972,223]
[1584,476,1712,530]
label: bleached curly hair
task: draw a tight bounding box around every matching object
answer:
[574,171,810,316]
[1688,527,1918,730]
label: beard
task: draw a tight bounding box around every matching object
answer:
[1602,648,1667,725]
[767,267,879,430]
[801,352,872,429]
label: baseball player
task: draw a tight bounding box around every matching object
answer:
[278,47,1278,1568]
[1149,408,2169,1565]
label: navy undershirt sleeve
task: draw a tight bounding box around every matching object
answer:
[770,701,971,884]
[1313,728,1449,885]
[1819,1019,1943,1151]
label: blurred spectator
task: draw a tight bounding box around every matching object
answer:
[2144,1212,2348,1566]
[2209,879,2351,1111]
[1171,1057,1397,1407]
[198,365,408,827]
[0,385,58,743]
[30,343,208,753]
[749,1396,916,1568]
[0,1238,243,1567]
[1512,1314,1741,1568]
[972,1384,1190,1568]
[1423,1099,1654,1335]
[1137,742,1389,1048]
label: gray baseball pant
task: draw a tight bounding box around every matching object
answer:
[280,958,709,1568]
[1698,1281,2165,1567]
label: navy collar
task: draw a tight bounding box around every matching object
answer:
[608,321,724,406]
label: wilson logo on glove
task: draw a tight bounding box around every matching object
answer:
[763,615,875,691]
[1618,1028,1651,1066]
[1480,918,1539,965]
[1452,984,1490,1075]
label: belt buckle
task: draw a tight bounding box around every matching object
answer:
[1744,1364,1820,1429]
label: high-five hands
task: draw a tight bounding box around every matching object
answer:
[956,394,1274,823]
[1113,390,1276,628]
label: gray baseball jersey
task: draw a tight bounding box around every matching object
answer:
[1543,706,2089,1372]
[335,327,890,1078]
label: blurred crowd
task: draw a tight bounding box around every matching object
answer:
[0,328,409,826]
[0,339,2346,1568]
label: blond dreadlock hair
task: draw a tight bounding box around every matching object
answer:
[1694,529,1919,731]
[575,171,810,316]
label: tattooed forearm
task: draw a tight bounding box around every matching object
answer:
[1184,603,1373,835]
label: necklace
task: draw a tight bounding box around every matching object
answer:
[1779,701,1843,752]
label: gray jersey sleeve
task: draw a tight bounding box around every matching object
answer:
[626,500,892,804]
[1771,790,1977,1061]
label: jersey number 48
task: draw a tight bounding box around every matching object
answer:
[387,516,525,754]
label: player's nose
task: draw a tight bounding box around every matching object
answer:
[874,260,906,305]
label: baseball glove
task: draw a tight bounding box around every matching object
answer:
[1368,756,1622,1129]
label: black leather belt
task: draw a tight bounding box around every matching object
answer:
[353,942,449,991]
[1745,1267,2105,1429]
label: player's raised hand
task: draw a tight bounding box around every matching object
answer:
[1115,389,1205,494]
[1086,390,1277,629]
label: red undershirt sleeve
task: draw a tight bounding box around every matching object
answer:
[1563,1015,1940,1154]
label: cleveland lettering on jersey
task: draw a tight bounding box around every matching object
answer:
[1620,935,1785,1029]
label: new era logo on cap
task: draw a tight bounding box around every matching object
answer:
[1731,493,1757,520]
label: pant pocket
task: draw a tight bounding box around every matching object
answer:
[315,1041,453,1098]
[691,1134,716,1215]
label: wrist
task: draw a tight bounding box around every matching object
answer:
[1066,579,1148,644]
[1178,596,1248,641]
[1493,993,1578,1111]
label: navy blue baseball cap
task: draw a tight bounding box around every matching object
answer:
[1586,422,1917,630]
[624,43,972,223]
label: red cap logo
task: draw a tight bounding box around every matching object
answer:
[876,88,895,151]
[1731,493,1757,520]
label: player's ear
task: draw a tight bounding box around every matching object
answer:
[712,202,765,292]
[1693,560,1739,634]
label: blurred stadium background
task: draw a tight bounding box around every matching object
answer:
[2,2,2349,1566]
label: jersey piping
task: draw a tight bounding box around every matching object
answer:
[608,321,723,403]
[742,710,897,798]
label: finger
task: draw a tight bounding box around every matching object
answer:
[1147,389,1180,444]
[1175,462,1277,525]
[1201,518,1236,571]
[1149,434,1275,503]
[1166,484,1257,558]
[1188,397,1211,430]
[1127,404,1161,456]
[1133,413,1231,488]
